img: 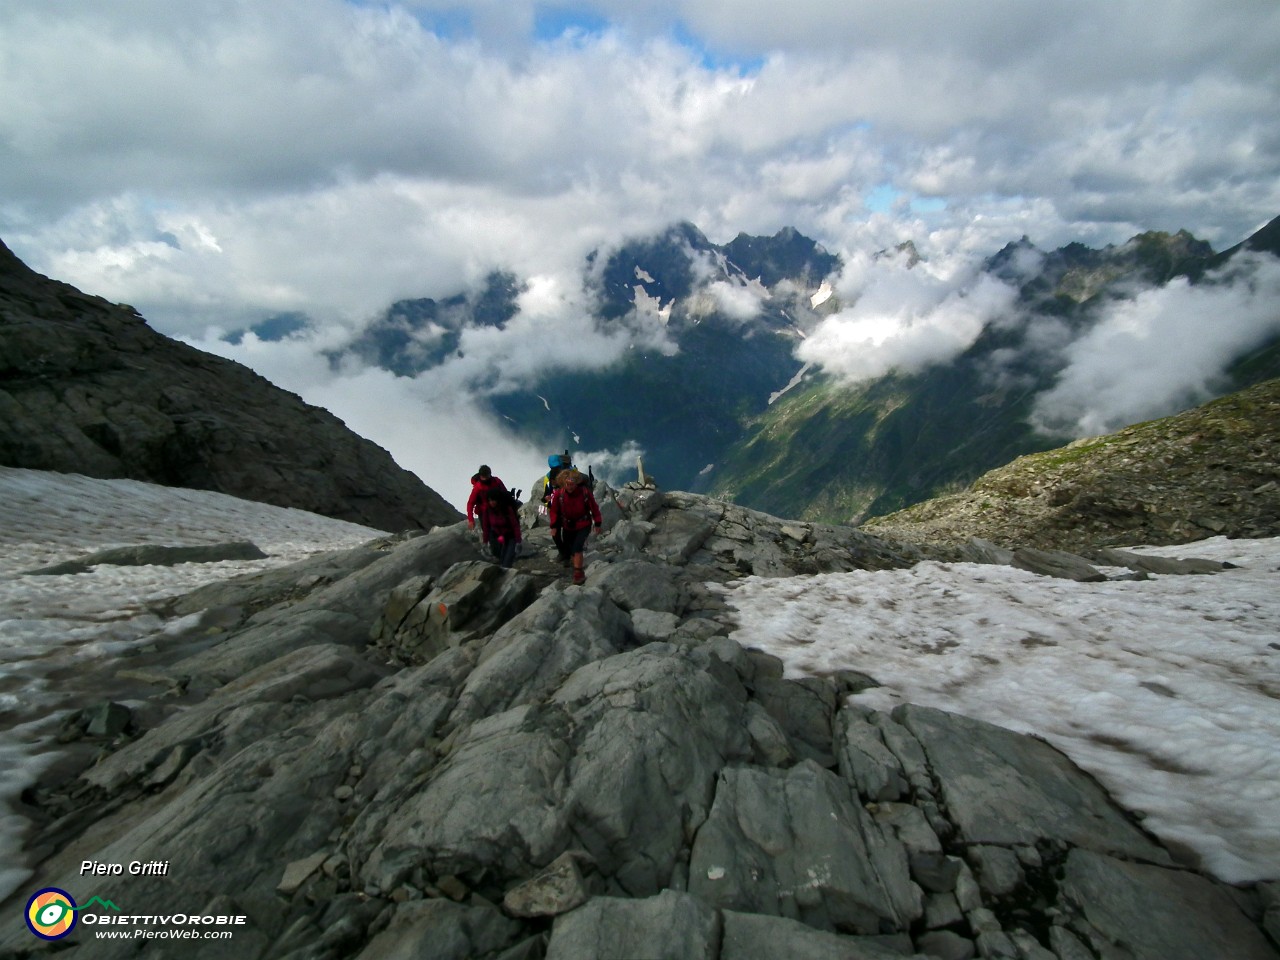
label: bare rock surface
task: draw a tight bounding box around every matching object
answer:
[2,487,1275,960]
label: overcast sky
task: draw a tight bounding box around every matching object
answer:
[3,0,1279,504]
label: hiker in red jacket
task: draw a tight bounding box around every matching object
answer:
[482,486,523,568]
[549,469,602,585]
[466,465,506,535]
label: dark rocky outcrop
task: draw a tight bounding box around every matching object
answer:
[24,541,268,576]
[860,377,1280,552]
[0,239,460,532]
[3,487,1274,959]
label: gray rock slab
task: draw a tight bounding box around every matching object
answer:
[721,910,930,960]
[545,890,719,960]
[1086,547,1231,576]
[361,642,755,899]
[1264,882,1280,945]
[956,538,1016,566]
[894,704,1170,862]
[450,587,633,726]
[629,607,681,643]
[21,696,374,954]
[25,540,268,575]
[591,558,683,612]
[84,643,389,792]
[916,929,977,960]
[354,898,524,960]
[967,844,1024,898]
[868,802,942,856]
[162,527,481,683]
[550,644,755,894]
[688,760,921,935]
[837,707,909,802]
[1060,849,1280,960]
[158,543,387,620]
[751,675,839,767]
[871,710,934,796]
[85,700,132,737]
[743,699,797,767]
[1011,547,1106,582]
[358,703,576,892]
[382,560,539,664]
[278,852,329,895]
[642,502,720,564]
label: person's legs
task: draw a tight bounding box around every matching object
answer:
[552,529,570,565]
[500,539,519,568]
[568,528,590,583]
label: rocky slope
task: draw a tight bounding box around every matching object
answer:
[860,377,1280,553]
[2,485,1275,959]
[0,239,460,532]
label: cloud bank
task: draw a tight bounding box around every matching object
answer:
[797,253,1020,382]
[1031,254,1280,436]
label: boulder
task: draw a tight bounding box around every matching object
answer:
[589,558,684,613]
[502,851,594,918]
[720,910,927,960]
[448,586,634,726]
[25,540,267,575]
[354,898,524,960]
[894,704,1171,862]
[1060,849,1280,960]
[545,890,720,960]
[688,761,921,935]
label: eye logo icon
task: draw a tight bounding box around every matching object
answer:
[25,888,78,940]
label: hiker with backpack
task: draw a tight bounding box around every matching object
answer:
[466,465,506,537]
[540,452,573,505]
[548,468,602,585]
[482,486,523,568]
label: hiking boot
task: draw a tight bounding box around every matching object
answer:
[572,569,585,585]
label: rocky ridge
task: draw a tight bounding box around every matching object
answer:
[860,377,1280,553]
[2,484,1275,960]
[0,239,460,532]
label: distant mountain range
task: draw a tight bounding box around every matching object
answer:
[9,207,1274,531]
[706,221,1280,522]
[305,212,1280,524]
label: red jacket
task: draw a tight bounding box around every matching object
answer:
[549,484,602,532]
[467,474,506,523]
[482,500,522,545]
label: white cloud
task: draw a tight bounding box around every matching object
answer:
[705,278,766,321]
[184,330,549,511]
[1030,253,1280,436]
[795,253,1020,383]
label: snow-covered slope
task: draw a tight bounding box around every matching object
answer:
[0,467,383,902]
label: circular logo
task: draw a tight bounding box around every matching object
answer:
[25,888,78,940]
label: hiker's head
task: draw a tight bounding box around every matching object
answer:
[486,488,505,502]
[560,469,584,489]
[477,465,492,479]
